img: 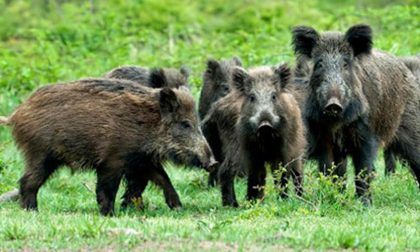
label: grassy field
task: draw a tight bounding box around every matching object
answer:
[0,0,419,250]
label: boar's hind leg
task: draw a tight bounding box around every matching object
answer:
[351,126,378,206]
[207,170,219,187]
[390,133,420,189]
[121,167,149,210]
[150,164,182,209]
[384,148,396,176]
[19,154,61,211]
[96,169,123,216]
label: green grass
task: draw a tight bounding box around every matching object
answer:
[0,0,419,250]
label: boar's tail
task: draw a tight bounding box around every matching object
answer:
[0,116,9,125]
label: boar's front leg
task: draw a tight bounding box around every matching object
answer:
[207,170,219,187]
[246,158,266,202]
[201,113,223,187]
[290,160,304,197]
[317,136,334,176]
[272,159,304,199]
[332,150,348,192]
[150,164,182,209]
[271,161,289,198]
[351,123,378,206]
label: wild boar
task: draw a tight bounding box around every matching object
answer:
[216,64,306,206]
[292,24,420,204]
[0,79,216,215]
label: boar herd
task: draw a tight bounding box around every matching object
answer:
[0,24,419,215]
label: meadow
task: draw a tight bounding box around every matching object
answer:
[0,0,419,250]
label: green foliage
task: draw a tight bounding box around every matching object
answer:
[0,0,419,250]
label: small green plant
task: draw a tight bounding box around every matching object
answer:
[2,224,27,241]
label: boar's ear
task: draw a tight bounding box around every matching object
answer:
[292,26,319,57]
[180,65,190,80]
[159,88,180,114]
[274,63,291,89]
[231,67,250,93]
[179,66,191,89]
[345,24,373,57]
[149,68,168,88]
[206,58,222,79]
[231,56,243,67]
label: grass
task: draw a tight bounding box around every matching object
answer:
[0,0,419,250]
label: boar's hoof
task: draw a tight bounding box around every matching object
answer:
[167,198,182,210]
[222,200,239,208]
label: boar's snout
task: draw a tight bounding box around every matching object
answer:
[324,97,343,116]
[258,120,273,130]
[252,109,279,132]
[191,137,218,172]
[201,142,218,172]
[205,156,219,172]
[257,120,275,138]
[192,152,218,172]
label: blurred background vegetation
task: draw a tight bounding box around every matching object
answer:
[0,0,418,101]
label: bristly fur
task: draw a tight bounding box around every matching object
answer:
[292,24,420,205]
[383,55,420,175]
[105,66,190,89]
[4,78,214,215]
[199,56,243,120]
[214,65,306,207]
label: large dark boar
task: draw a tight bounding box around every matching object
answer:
[198,56,242,119]
[105,65,190,88]
[292,24,420,204]
[385,55,420,175]
[217,64,306,207]
[199,56,242,186]
[0,79,216,215]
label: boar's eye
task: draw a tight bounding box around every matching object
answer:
[249,94,256,102]
[180,121,192,130]
[222,84,230,92]
[314,59,323,70]
[271,93,277,102]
